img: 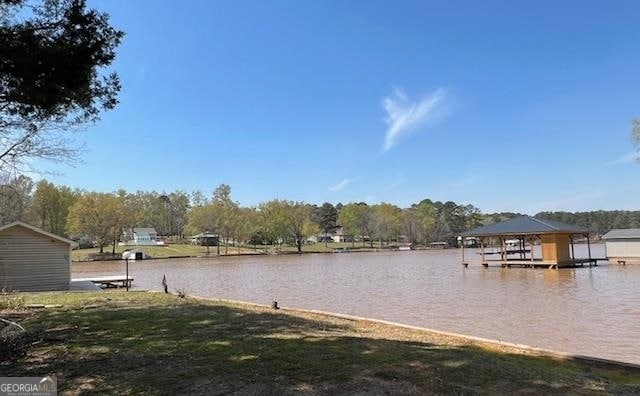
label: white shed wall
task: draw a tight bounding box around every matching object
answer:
[605,239,640,259]
[0,226,70,291]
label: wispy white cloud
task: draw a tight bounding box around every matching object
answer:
[382,87,446,151]
[329,178,350,191]
[607,151,638,165]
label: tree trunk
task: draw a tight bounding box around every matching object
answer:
[324,230,328,248]
[297,238,302,253]
[225,235,228,254]
[99,244,104,254]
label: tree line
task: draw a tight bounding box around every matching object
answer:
[0,178,484,253]
[534,211,640,235]
[1,1,638,253]
[1,177,637,253]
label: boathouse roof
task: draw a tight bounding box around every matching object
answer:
[602,228,640,240]
[461,215,590,237]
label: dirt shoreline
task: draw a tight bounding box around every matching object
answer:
[182,292,640,370]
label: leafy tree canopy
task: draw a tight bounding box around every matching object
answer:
[0,0,123,174]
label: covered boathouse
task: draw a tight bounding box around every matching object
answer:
[460,216,596,269]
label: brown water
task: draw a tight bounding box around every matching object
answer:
[72,243,640,365]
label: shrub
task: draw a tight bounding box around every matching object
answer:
[0,290,25,311]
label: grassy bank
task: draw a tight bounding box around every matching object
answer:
[278,242,385,253]
[2,292,639,394]
[71,244,263,261]
[71,242,387,261]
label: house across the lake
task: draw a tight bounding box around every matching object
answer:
[122,227,159,246]
[0,221,77,291]
[602,228,640,264]
[308,227,348,243]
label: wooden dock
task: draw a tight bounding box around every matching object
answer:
[72,275,134,289]
[462,258,608,269]
[479,249,531,255]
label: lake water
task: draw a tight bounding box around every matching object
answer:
[71,243,640,365]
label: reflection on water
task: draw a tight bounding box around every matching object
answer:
[72,243,640,364]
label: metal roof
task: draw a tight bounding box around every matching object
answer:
[602,228,640,240]
[461,216,591,237]
[133,227,157,235]
[0,221,78,247]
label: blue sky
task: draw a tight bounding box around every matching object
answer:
[43,0,640,214]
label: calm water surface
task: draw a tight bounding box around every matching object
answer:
[72,243,640,364]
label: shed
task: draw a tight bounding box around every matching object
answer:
[0,221,77,291]
[122,249,146,260]
[602,228,640,264]
[460,216,594,268]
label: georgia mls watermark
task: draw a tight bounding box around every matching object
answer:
[0,376,57,396]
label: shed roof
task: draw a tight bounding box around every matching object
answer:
[461,216,590,237]
[0,221,78,247]
[133,227,157,235]
[602,228,640,240]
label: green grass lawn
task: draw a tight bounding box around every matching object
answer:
[71,244,263,261]
[71,242,388,261]
[2,292,639,394]
[268,242,389,254]
[273,242,366,253]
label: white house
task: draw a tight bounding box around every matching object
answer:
[122,227,159,246]
[307,227,349,243]
[0,221,77,291]
[331,227,347,243]
[602,228,640,264]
